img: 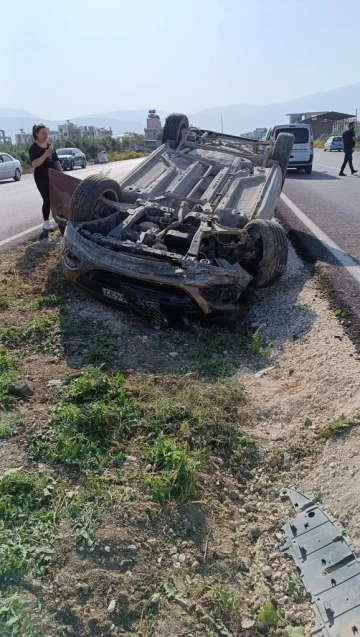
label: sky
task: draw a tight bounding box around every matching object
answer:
[3,0,360,119]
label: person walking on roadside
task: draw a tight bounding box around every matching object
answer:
[339,121,358,176]
[29,124,63,232]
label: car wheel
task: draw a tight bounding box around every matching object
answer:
[162,113,189,148]
[82,161,86,168]
[244,219,288,287]
[13,168,21,182]
[271,132,294,185]
[324,148,327,151]
[69,160,74,170]
[305,165,312,174]
[69,175,123,223]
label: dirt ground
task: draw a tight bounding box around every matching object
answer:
[0,233,359,637]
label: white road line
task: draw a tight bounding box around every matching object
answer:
[0,224,43,248]
[316,162,340,171]
[280,192,360,286]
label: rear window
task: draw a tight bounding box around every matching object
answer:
[275,127,309,144]
[333,137,342,142]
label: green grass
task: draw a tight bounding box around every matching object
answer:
[0,351,19,411]
[0,294,9,310]
[85,335,117,367]
[0,315,58,352]
[137,375,255,469]
[249,327,271,357]
[27,368,136,472]
[0,414,25,440]
[143,434,203,504]
[319,414,358,440]
[0,472,57,586]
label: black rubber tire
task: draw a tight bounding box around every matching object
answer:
[162,113,189,148]
[82,161,86,169]
[245,219,288,287]
[271,133,294,184]
[69,175,123,223]
[305,165,312,174]
[69,160,74,171]
[13,168,21,182]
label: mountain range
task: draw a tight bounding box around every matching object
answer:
[1,81,360,142]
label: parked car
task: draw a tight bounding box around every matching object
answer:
[0,153,22,182]
[265,124,313,174]
[324,136,344,152]
[56,148,86,170]
[49,113,294,323]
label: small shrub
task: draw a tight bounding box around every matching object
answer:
[144,434,203,504]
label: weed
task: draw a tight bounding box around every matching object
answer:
[0,315,58,352]
[0,414,25,440]
[0,592,56,637]
[0,294,9,310]
[0,327,21,347]
[28,368,136,472]
[86,335,117,367]
[257,601,280,627]
[0,351,18,411]
[30,294,63,309]
[195,345,231,378]
[312,491,323,504]
[319,414,358,439]
[143,434,203,504]
[285,574,305,598]
[249,327,271,357]
[333,308,343,318]
[0,472,56,585]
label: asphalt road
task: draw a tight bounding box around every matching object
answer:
[278,148,360,349]
[0,158,143,249]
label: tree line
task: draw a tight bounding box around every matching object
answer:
[0,133,147,166]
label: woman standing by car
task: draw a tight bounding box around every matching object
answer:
[29,124,63,232]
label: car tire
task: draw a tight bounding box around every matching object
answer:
[305,165,312,174]
[162,113,189,148]
[69,175,123,223]
[13,168,21,182]
[245,219,288,287]
[324,148,327,152]
[271,132,294,185]
[70,160,74,170]
[82,161,87,168]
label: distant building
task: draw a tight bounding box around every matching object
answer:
[48,130,60,142]
[58,121,112,139]
[144,110,162,150]
[286,111,325,124]
[15,129,32,145]
[0,129,12,145]
[241,127,267,140]
[287,111,355,139]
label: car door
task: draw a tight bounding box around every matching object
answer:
[73,149,80,166]
[0,153,13,178]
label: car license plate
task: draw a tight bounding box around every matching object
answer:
[102,287,128,304]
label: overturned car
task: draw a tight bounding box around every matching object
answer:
[49,113,294,322]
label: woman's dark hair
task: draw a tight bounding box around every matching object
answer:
[32,123,47,141]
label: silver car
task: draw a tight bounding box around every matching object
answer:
[324,136,344,152]
[0,153,22,181]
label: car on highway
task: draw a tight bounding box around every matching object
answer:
[56,148,86,171]
[265,124,313,174]
[0,153,22,182]
[324,136,344,152]
[49,113,294,323]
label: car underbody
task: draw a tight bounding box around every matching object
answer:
[50,113,294,323]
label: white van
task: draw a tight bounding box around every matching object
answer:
[265,124,313,174]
